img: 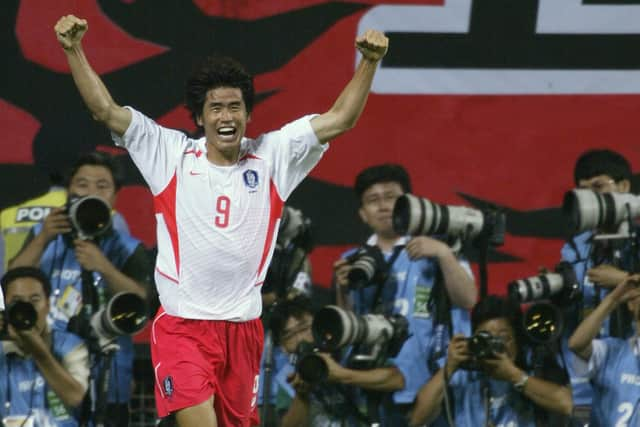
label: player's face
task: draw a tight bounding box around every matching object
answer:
[198,87,250,165]
[359,182,404,238]
[5,277,49,337]
[68,165,117,207]
[280,313,314,354]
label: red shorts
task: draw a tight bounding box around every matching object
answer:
[151,307,264,426]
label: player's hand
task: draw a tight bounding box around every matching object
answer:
[54,15,88,50]
[333,258,352,290]
[74,239,111,273]
[41,207,72,242]
[356,30,388,62]
[406,236,449,260]
[587,264,629,288]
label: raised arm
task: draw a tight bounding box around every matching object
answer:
[310,30,388,143]
[54,15,131,136]
[569,275,640,360]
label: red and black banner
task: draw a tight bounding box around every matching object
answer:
[3,0,640,302]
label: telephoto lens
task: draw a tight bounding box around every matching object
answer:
[66,195,112,240]
[5,300,38,330]
[563,189,640,233]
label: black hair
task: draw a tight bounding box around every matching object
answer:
[1,266,51,299]
[66,151,123,191]
[354,164,412,204]
[185,56,255,129]
[268,294,314,346]
[471,295,526,368]
[574,149,632,185]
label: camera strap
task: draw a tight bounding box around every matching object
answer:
[428,266,453,369]
[369,245,404,314]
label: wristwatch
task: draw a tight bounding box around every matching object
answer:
[514,374,529,392]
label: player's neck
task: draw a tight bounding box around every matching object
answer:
[206,146,239,166]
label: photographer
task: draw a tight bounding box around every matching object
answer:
[559,149,637,419]
[269,295,405,426]
[0,266,89,427]
[258,205,314,425]
[410,295,572,427]
[333,164,476,423]
[9,152,151,426]
[568,275,640,426]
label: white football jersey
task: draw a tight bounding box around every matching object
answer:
[113,107,327,320]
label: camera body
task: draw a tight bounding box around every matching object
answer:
[345,245,387,290]
[292,341,329,384]
[65,195,112,241]
[264,206,313,298]
[461,331,506,370]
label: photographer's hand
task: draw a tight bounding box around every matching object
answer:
[41,208,72,242]
[480,352,522,383]
[444,334,471,379]
[407,237,477,309]
[9,208,72,269]
[333,258,353,310]
[411,335,470,427]
[74,239,147,297]
[74,239,111,273]
[587,264,629,288]
[287,372,311,399]
[406,236,448,260]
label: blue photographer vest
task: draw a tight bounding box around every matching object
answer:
[561,230,639,406]
[346,238,472,404]
[0,329,85,427]
[589,337,640,427]
[33,222,140,403]
[448,370,536,427]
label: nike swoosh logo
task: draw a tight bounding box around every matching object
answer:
[189,171,203,176]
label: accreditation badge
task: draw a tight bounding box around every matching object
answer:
[413,284,431,318]
[2,415,34,427]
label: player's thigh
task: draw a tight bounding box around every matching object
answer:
[175,395,217,427]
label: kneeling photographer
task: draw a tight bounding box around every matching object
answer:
[9,152,151,426]
[0,267,90,427]
[410,295,572,427]
[269,295,406,427]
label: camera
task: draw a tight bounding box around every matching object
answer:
[507,261,580,304]
[392,194,505,245]
[312,305,408,367]
[292,341,329,384]
[264,206,313,298]
[66,195,112,240]
[460,331,506,370]
[467,331,506,359]
[68,292,148,348]
[4,300,38,331]
[563,189,640,234]
[345,245,387,290]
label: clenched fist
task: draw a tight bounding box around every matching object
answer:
[54,15,88,50]
[355,29,389,62]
